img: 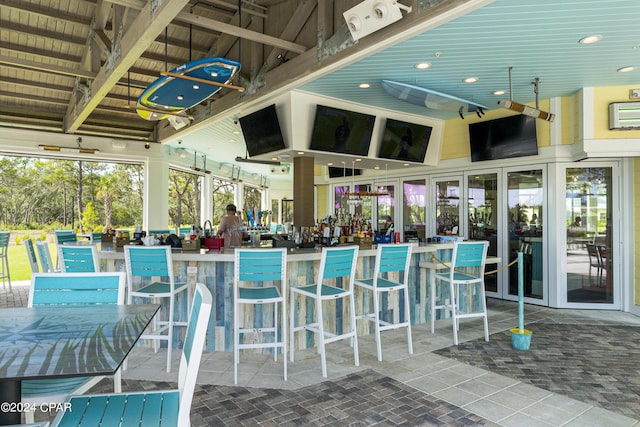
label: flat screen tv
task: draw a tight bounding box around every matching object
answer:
[378,118,432,163]
[469,114,538,162]
[328,166,362,178]
[309,105,375,156]
[239,104,286,157]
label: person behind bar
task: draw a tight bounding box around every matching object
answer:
[217,204,243,248]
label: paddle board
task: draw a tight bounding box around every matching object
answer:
[137,57,241,120]
[382,80,488,118]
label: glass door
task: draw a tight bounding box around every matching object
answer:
[467,172,499,294]
[433,176,463,238]
[402,179,426,242]
[564,166,614,304]
[505,168,545,303]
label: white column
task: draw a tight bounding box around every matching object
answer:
[144,150,170,230]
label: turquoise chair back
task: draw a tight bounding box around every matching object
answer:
[378,244,412,274]
[59,245,99,273]
[36,240,56,272]
[0,231,10,249]
[149,229,172,236]
[55,231,77,245]
[177,227,192,236]
[320,246,358,280]
[237,249,286,282]
[125,246,171,277]
[24,238,39,273]
[90,232,102,243]
[453,241,488,269]
[29,272,125,307]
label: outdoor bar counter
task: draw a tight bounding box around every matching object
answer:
[97,243,455,353]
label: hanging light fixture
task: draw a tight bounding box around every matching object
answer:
[498,68,555,122]
[39,137,99,154]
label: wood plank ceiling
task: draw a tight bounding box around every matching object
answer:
[0,0,329,142]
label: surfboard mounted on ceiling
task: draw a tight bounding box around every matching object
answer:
[136,57,243,121]
[381,80,488,119]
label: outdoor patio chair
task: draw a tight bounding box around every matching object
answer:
[354,243,413,361]
[433,241,489,345]
[290,245,359,378]
[124,245,189,372]
[24,238,40,274]
[234,248,287,384]
[35,239,58,273]
[58,244,100,273]
[0,231,11,292]
[23,272,126,423]
[50,283,212,427]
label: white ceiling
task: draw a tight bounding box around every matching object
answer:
[168,0,640,175]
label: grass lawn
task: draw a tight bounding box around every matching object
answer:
[6,242,58,281]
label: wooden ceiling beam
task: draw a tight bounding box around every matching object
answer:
[64,0,191,133]
[0,55,97,79]
[0,0,90,26]
[177,12,306,54]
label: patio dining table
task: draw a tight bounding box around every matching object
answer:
[0,304,159,425]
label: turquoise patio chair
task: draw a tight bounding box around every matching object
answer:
[433,241,489,345]
[24,238,40,273]
[23,272,126,423]
[354,243,413,361]
[51,283,212,427]
[124,245,189,372]
[0,231,11,292]
[54,230,77,245]
[290,245,359,378]
[35,239,58,273]
[58,244,100,272]
[234,248,287,384]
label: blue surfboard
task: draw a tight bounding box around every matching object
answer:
[137,57,241,120]
[382,80,488,118]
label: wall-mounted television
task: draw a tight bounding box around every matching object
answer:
[239,104,286,157]
[309,105,375,156]
[328,166,362,178]
[378,118,432,163]
[469,114,538,162]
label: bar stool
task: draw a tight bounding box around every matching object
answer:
[0,231,10,292]
[124,245,189,372]
[233,248,287,384]
[432,241,489,345]
[354,243,413,361]
[58,244,100,272]
[290,245,359,378]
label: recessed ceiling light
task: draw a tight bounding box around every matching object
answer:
[415,62,431,69]
[327,162,333,166]
[374,165,380,170]
[617,66,637,73]
[232,130,240,135]
[403,163,410,166]
[228,139,236,143]
[464,77,478,83]
[271,157,278,161]
[358,83,371,89]
[192,84,199,90]
[210,72,218,77]
[177,95,184,101]
[492,90,506,96]
[355,158,362,162]
[579,35,602,44]
[297,151,305,155]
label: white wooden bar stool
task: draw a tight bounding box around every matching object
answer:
[290,245,359,378]
[354,243,413,361]
[432,241,489,345]
[233,247,287,384]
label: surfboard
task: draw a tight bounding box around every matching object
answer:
[136,57,242,121]
[381,80,489,118]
